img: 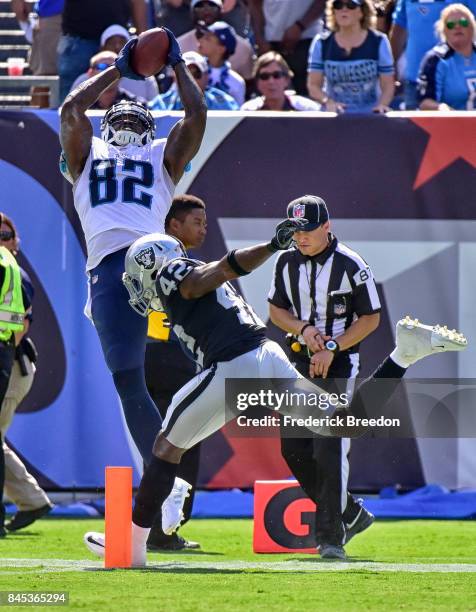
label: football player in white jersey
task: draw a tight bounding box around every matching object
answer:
[59,30,207,519]
[81,218,467,566]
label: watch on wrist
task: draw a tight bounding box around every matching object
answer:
[325,339,340,355]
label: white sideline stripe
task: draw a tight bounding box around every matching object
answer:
[1,559,476,573]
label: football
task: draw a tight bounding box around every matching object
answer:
[130,28,169,78]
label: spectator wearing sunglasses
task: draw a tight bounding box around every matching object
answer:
[390,0,476,110]
[0,214,53,534]
[308,0,395,113]
[177,0,255,80]
[248,0,324,96]
[69,31,159,102]
[418,4,476,110]
[241,51,320,110]
[149,50,239,109]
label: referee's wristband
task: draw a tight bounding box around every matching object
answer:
[226,250,251,276]
[300,323,313,336]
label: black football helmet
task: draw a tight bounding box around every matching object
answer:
[101,100,155,147]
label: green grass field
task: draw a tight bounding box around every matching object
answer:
[0,519,475,610]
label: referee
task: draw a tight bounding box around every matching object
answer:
[268,195,380,559]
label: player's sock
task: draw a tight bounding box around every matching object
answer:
[131,523,149,567]
[372,356,407,378]
[133,455,178,528]
[113,367,162,462]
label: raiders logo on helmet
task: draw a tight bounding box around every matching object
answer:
[134,247,156,270]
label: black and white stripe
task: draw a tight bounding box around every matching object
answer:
[268,238,381,349]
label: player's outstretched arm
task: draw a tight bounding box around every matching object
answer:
[60,39,141,181]
[180,219,306,299]
[162,29,207,185]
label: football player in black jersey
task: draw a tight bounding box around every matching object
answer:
[84,219,467,566]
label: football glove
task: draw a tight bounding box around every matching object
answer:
[162,27,184,67]
[268,218,308,252]
[114,38,144,80]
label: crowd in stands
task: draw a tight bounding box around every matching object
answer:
[8,0,476,111]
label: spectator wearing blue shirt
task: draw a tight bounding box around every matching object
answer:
[307,0,395,113]
[390,0,476,109]
[149,51,239,110]
[418,4,476,110]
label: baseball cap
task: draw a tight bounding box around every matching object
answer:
[287,195,329,231]
[183,51,208,73]
[100,24,130,48]
[198,21,237,55]
[192,0,223,8]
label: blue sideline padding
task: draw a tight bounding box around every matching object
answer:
[5,485,476,519]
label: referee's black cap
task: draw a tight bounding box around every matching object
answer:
[287,195,329,231]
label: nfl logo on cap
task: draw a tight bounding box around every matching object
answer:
[293,204,306,218]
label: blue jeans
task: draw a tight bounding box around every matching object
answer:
[57,35,99,102]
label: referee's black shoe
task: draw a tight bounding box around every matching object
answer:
[345,505,375,544]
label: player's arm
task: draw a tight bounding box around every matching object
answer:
[60,67,120,180]
[180,219,307,299]
[163,29,207,185]
[60,39,143,181]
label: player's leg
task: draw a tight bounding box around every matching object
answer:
[339,317,468,436]
[89,249,162,462]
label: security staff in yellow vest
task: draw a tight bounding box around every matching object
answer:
[144,194,207,551]
[0,231,26,537]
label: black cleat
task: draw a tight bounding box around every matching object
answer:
[318,543,346,560]
[147,533,200,552]
[5,503,54,532]
[345,504,375,544]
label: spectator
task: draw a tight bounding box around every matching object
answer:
[373,0,396,34]
[11,0,64,107]
[69,27,159,102]
[156,0,250,37]
[178,0,255,80]
[248,0,324,96]
[418,4,476,110]
[241,51,321,109]
[57,0,148,103]
[390,0,476,109]
[69,51,145,109]
[150,51,239,109]
[196,21,246,104]
[0,214,53,533]
[307,0,395,113]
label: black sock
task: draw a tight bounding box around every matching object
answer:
[372,356,407,379]
[133,455,178,528]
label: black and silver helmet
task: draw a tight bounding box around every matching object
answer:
[101,100,155,147]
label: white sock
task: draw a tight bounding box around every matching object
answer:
[131,523,150,568]
[389,348,412,369]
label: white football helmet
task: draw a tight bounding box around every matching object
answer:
[101,100,155,147]
[123,233,186,316]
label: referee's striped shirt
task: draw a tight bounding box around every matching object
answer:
[268,235,381,354]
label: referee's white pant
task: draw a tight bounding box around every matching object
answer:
[161,340,300,449]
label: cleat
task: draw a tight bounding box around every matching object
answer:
[162,477,192,536]
[84,531,105,558]
[318,544,347,560]
[345,502,375,544]
[395,317,467,365]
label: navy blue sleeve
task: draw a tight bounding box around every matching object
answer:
[417,50,440,102]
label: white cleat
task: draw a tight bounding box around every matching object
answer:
[84,531,105,558]
[395,316,468,365]
[162,477,192,535]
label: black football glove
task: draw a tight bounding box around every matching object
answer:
[162,27,184,67]
[267,218,308,252]
[114,38,144,80]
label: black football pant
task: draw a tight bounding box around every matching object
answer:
[144,341,200,538]
[0,340,15,530]
[281,354,363,547]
